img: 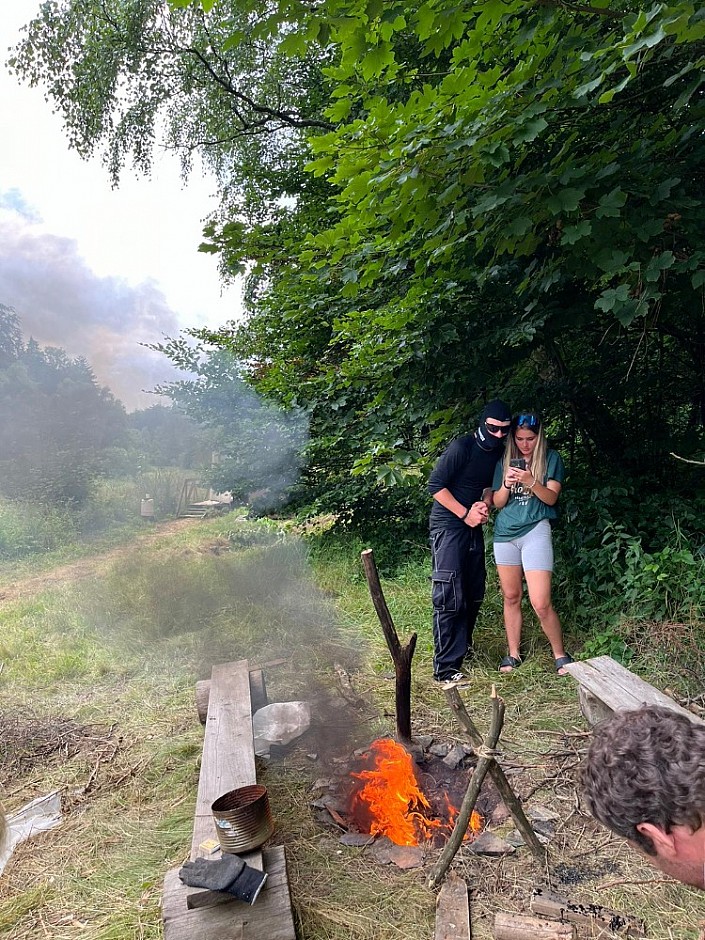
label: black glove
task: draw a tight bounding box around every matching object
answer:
[178,853,268,905]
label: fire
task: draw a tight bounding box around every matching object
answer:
[350,738,483,846]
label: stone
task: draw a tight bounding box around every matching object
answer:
[442,744,469,769]
[387,844,424,869]
[429,743,451,757]
[339,833,375,847]
[468,831,516,857]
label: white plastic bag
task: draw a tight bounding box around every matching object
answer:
[252,701,311,757]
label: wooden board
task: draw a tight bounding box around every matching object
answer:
[163,846,296,940]
[435,874,470,940]
[196,669,269,726]
[563,656,704,726]
[191,660,259,861]
[530,887,645,937]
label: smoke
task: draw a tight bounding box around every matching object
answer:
[0,200,187,409]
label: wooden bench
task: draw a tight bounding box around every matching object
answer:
[563,655,705,727]
[161,659,296,939]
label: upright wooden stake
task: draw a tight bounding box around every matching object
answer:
[361,548,417,743]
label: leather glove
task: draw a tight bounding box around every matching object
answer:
[178,853,268,904]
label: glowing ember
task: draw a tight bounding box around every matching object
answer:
[350,738,483,846]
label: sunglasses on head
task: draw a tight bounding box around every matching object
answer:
[516,413,540,430]
[486,422,510,436]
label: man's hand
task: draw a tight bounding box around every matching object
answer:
[465,501,489,527]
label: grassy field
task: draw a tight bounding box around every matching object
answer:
[0,512,702,939]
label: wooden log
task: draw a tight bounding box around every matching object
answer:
[494,912,575,940]
[435,873,471,940]
[530,887,645,937]
[361,548,417,743]
[429,688,505,889]
[195,668,269,725]
[444,686,546,865]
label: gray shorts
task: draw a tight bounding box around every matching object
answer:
[493,519,554,571]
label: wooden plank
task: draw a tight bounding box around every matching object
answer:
[163,846,296,940]
[530,887,645,937]
[494,912,575,939]
[563,656,704,725]
[191,660,258,861]
[195,669,269,726]
[435,874,470,940]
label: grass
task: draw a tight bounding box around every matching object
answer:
[0,513,703,939]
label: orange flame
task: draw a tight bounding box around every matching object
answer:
[351,738,483,846]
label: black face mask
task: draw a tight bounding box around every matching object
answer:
[475,422,508,451]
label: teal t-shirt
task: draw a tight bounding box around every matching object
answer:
[492,449,566,542]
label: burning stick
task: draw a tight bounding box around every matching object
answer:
[361,548,417,743]
[443,684,546,865]
[429,687,505,888]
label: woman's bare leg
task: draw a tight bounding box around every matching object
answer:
[497,564,524,669]
[524,569,569,672]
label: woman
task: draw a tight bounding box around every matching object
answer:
[491,412,573,675]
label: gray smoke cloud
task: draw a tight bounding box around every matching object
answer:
[0,200,189,410]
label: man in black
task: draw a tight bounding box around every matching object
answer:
[428,399,511,682]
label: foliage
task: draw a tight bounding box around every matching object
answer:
[150,336,309,508]
[11,3,705,597]
[127,404,214,470]
[0,306,127,507]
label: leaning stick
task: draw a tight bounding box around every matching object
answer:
[444,685,546,864]
[429,687,505,888]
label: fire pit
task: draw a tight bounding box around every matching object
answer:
[322,737,495,849]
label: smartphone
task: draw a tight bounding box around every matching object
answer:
[510,458,526,470]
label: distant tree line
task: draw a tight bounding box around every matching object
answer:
[0,305,211,508]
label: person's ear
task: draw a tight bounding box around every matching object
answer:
[636,822,677,857]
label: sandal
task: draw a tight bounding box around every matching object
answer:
[499,655,522,673]
[555,654,574,675]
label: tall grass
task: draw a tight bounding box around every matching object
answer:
[0,469,198,565]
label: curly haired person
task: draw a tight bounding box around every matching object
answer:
[581,705,705,889]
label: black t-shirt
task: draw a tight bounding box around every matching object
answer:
[428,434,503,530]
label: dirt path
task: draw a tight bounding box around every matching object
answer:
[0,518,200,606]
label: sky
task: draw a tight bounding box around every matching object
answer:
[0,1,242,410]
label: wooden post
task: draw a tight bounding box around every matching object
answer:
[429,687,505,888]
[494,913,575,940]
[444,685,546,864]
[361,548,417,743]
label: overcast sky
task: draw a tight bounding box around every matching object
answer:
[0,1,242,410]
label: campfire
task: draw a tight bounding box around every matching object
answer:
[348,738,483,847]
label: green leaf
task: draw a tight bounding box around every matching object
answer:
[596,188,627,218]
[692,270,705,289]
[546,188,585,214]
[560,220,592,245]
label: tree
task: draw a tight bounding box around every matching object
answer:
[12,1,705,525]
[150,335,308,509]
[0,308,127,506]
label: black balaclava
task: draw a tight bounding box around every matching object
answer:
[475,398,512,451]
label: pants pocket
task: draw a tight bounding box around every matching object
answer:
[432,570,457,612]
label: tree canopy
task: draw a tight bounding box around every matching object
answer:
[11,0,705,525]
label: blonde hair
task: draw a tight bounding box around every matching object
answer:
[502,416,547,485]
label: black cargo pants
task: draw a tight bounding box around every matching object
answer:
[430,524,485,680]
